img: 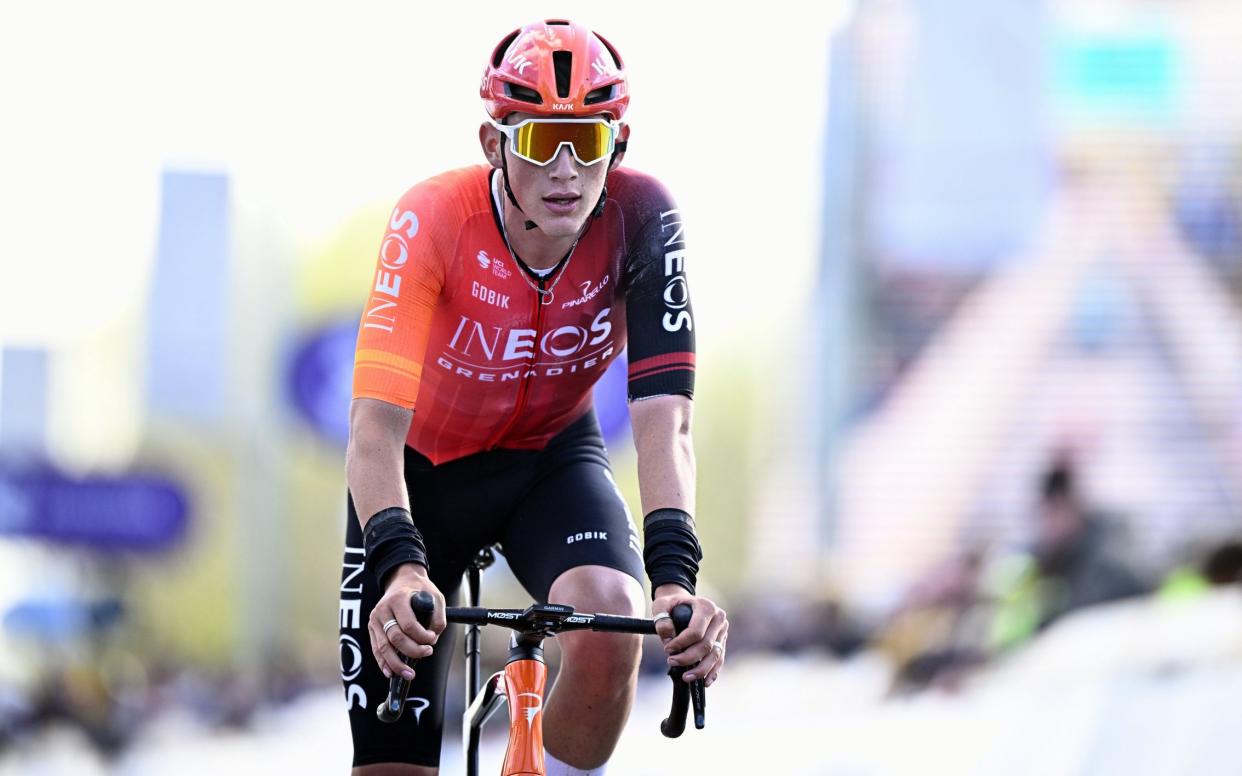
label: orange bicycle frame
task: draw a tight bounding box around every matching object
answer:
[462,642,551,776]
[500,658,548,776]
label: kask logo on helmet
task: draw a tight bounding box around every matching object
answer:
[506,38,534,75]
[591,55,616,77]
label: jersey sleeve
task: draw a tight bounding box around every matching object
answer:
[351,184,448,409]
[623,188,696,401]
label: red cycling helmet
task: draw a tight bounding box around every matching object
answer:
[481,20,629,121]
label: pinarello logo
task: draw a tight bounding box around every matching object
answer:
[517,692,543,728]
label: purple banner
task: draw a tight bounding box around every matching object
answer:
[0,468,188,552]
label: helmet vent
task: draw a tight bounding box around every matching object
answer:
[584,85,614,105]
[492,30,521,68]
[553,50,573,99]
[505,82,543,105]
[596,33,624,69]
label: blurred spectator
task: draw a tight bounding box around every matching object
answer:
[1202,540,1242,586]
[876,548,990,695]
[1157,537,1242,601]
[882,458,1152,692]
[990,458,1149,650]
[1029,460,1149,622]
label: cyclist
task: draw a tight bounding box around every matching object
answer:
[339,19,729,775]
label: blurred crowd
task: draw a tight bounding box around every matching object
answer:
[876,455,1184,695]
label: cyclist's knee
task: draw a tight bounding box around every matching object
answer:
[548,564,643,618]
[559,629,641,702]
[352,764,437,776]
[550,565,643,680]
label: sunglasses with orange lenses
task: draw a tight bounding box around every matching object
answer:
[489,117,619,167]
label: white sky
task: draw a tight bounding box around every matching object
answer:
[0,1,853,347]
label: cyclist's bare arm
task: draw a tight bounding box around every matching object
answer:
[629,394,728,686]
[346,398,413,522]
[629,394,696,515]
[345,398,445,678]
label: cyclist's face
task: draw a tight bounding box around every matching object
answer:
[480,112,628,239]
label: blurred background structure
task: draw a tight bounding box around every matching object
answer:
[3,0,1242,773]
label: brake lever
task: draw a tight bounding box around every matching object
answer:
[660,603,706,737]
[377,590,436,723]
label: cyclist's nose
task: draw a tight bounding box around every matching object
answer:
[548,145,579,180]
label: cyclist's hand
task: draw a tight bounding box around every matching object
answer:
[368,564,446,681]
[652,584,729,688]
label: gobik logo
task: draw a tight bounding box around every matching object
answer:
[566,531,608,544]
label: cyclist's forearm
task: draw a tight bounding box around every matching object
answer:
[630,394,696,516]
[346,447,408,526]
[346,399,413,527]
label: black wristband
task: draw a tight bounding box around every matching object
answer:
[642,508,703,599]
[362,507,429,590]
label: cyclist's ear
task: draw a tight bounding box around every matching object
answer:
[609,122,630,172]
[479,122,505,168]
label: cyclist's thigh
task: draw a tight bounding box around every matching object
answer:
[340,498,464,770]
[501,456,645,604]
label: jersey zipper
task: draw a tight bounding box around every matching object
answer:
[489,278,546,449]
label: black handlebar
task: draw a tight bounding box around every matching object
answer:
[378,592,707,736]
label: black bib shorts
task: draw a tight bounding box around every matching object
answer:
[337,409,645,768]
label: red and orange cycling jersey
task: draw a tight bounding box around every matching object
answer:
[352,165,695,464]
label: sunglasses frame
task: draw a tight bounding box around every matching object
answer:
[487,116,620,167]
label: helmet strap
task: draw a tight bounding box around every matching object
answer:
[499,145,539,230]
[591,185,608,219]
[589,136,627,218]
